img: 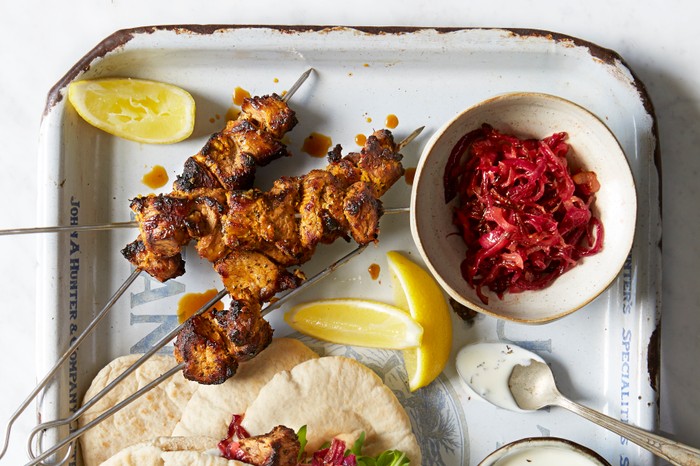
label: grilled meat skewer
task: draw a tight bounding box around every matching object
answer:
[127,130,402,272]
[123,93,298,282]
[173,130,404,384]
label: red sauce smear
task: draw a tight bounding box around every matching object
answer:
[444,123,603,304]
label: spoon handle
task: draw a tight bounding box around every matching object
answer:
[556,396,700,466]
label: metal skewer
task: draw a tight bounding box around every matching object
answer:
[397,125,424,152]
[0,221,136,236]
[25,244,368,466]
[282,67,313,103]
[0,208,410,237]
[0,269,143,463]
[0,122,424,239]
[0,68,316,464]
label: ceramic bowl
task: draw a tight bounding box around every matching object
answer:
[410,93,636,323]
[477,437,611,466]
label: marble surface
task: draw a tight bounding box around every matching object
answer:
[0,1,697,465]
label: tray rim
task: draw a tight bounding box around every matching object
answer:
[35,24,663,465]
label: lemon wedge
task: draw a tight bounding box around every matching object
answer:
[67,78,195,144]
[284,298,423,349]
[387,251,453,391]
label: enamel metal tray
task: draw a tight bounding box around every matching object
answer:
[37,26,661,466]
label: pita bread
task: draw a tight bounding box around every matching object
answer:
[242,356,421,464]
[172,338,318,437]
[79,354,198,466]
[101,436,248,466]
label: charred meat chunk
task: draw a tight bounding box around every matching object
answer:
[233,425,300,466]
[174,299,273,384]
[120,238,185,282]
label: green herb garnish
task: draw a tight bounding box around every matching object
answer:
[297,428,410,466]
[296,425,308,462]
[353,431,410,466]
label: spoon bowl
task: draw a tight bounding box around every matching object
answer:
[508,357,700,466]
[508,359,562,411]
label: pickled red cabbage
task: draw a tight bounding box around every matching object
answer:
[444,124,603,304]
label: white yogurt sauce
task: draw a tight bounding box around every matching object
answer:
[456,342,545,412]
[491,445,603,466]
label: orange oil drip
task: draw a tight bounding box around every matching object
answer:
[302,132,333,157]
[233,86,251,106]
[142,165,169,189]
[177,289,225,324]
[273,77,279,83]
[226,107,241,121]
[385,114,399,129]
[355,133,367,146]
[365,117,372,123]
[404,167,417,185]
[368,263,380,280]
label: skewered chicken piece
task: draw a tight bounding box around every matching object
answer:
[177,94,297,194]
[220,425,300,466]
[123,93,298,282]
[173,299,274,383]
[173,130,404,384]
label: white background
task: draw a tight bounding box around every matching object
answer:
[0,1,698,465]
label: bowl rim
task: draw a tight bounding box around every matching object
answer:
[410,91,637,324]
[477,436,612,466]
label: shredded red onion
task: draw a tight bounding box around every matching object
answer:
[308,438,357,466]
[444,124,604,304]
[218,414,251,460]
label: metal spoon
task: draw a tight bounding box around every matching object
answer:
[509,359,700,466]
